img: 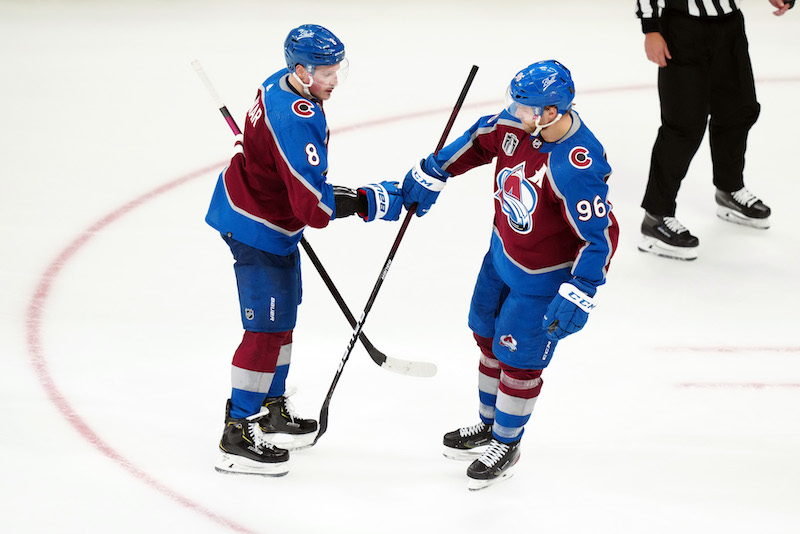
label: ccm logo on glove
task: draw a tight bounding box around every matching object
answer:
[558,283,596,313]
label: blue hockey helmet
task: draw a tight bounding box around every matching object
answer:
[506,60,575,117]
[284,24,346,72]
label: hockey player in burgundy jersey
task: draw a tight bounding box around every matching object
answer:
[206,24,404,476]
[403,60,619,490]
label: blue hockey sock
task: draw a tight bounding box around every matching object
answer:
[266,364,290,398]
[230,389,267,419]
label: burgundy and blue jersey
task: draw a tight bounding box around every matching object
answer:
[206,69,336,255]
[434,110,619,295]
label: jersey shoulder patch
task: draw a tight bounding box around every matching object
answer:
[291,98,316,118]
[567,146,592,169]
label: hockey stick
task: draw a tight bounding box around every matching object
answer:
[298,237,436,377]
[190,60,435,377]
[313,64,480,445]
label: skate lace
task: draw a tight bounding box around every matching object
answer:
[459,422,487,437]
[479,440,510,468]
[247,421,276,450]
[281,397,300,423]
[732,188,758,208]
[662,216,689,234]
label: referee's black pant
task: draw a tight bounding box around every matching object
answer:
[641,8,761,217]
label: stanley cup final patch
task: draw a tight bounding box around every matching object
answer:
[502,132,519,156]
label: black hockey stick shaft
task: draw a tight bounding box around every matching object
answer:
[314,64,479,444]
[191,60,399,368]
[314,204,416,445]
[298,237,388,365]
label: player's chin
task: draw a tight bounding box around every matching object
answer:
[314,88,335,100]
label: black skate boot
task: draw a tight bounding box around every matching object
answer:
[443,422,493,460]
[715,188,771,229]
[638,212,699,261]
[258,396,318,450]
[466,438,521,491]
[215,400,290,476]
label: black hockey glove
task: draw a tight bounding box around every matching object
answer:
[333,185,367,219]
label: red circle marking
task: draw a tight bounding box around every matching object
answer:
[24,79,800,531]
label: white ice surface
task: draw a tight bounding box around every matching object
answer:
[2,1,799,533]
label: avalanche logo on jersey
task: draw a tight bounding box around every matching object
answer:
[494,162,538,235]
[499,334,518,352]
[569,146,592,169]
[292,99,315,118]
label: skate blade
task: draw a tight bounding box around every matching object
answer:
[638,236,698,261]
[262,431,317,451]
[443,446,486,461]
[467,467,516,491]
[214,453,289,477]
[715,206,770,229]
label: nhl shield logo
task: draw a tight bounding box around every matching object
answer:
[502,132,519,156]
[245,308,255,321]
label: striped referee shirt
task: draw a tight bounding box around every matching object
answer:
[636,0,741,32]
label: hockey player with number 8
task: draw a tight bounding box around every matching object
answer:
[205,24,404,476]
[402,60,619,490]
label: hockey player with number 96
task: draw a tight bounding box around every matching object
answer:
[205,24,404,477]
[402,60,619,490]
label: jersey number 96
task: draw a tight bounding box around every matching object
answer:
[576,195,607,221]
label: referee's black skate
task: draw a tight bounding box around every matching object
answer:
[215,400,290,477]
[715,187,771,229]
[443,422,493,460]
[466,438,521,491]
[638,212,699,261]
[258,395,318,450]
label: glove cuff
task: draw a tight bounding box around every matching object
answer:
[412,160,446,192]
[557,283,597,313]
[359,183,392,221]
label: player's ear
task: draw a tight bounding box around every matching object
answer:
[295,64,311,85]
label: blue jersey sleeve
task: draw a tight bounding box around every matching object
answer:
[546,140,616,293]
[430,113,509,176]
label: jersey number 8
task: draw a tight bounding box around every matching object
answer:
[305,143,320,166]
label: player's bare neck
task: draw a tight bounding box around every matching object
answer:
[541,112,573,143]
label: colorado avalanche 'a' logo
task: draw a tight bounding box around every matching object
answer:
[499,334,518,352]
[494,162,538,234]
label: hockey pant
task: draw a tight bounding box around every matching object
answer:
[476,334,543,443]
[229,330,293,419]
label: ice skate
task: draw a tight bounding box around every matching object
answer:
[258,395,318,451]
[715,188,770,229]
[638,212,699,261]
[215,400,290,477]
[443,422,493,460]
[466,438,521,491]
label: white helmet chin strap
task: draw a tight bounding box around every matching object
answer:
[532,113,562,137]
[292,71,314,97]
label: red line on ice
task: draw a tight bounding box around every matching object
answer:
[24,78,800,532]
